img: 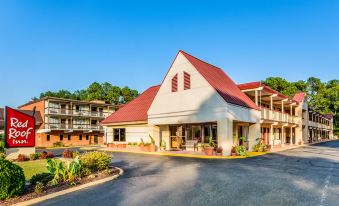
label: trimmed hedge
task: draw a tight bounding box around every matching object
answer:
[81,151,112,172]
[0,159,25,200]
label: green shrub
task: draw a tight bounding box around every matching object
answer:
[53,142,65,147]
[234,145,248,156]
[81,151,111,172]
[30,153,41,161]
[34,182,44,194]
[0,134,4,153]
[72,150,80,158]
[0,153,6,160]
[30,173,54,185]
[47,157,82,184]
[0,159,25,200]
[253,138,267,152]
[0,141,4,153]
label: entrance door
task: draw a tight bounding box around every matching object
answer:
[93,135,98,144]
[169,126,185,149]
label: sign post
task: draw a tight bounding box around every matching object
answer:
[5,107,36,159]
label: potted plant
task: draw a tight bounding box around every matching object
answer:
[149,135,157,152]
[204,137,216,156]
[239,136,249,150]
[107,143,116,148]
[143,143,151,152]
[234,145,248,156]
[139,138,145,151]
[231,146,237,156]
[216,146,223,156]
[160,140,166,151]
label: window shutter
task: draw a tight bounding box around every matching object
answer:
[184,72,190,90]
[172,74,178,92]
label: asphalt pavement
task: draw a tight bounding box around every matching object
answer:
[34,141,339,206]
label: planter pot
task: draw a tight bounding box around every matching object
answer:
[149,145,157,152]
[139,145,144,151]
[231,152,236,156]
[117,144,126,149]
[127,145,139,151]
[216,153,222,156]
[107,143,116,148]
[204,147,215,156]
[143,145,151,152]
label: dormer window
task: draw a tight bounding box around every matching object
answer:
[171,74,178,92]
[184,72,190,90]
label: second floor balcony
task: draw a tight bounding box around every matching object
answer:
[45,123,103,131]
[45,107,111,118]
[261,108,298,124]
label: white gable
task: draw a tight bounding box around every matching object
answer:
[148,52,259,125]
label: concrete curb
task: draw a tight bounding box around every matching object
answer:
[14,167,124,206]
[97,148,267,159]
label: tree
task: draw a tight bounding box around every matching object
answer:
[108,86,121,105]
[34,82,139,105]
[86,82,103,101]
[73,90,88,100]
[121,86,138,104]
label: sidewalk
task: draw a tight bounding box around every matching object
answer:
[79,140,336,159]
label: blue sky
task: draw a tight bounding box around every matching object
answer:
[1,0,338,107]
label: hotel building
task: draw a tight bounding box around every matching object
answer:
[18,97,116,147]
[101,50,334,155]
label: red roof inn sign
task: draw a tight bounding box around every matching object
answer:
[5,107,35,148]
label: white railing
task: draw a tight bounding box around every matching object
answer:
[46,123,103,131]
[261,108,298,124]
[45,108,110,118]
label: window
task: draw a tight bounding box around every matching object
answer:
[113,128,126,142]
[203,124,210,143]
[86,135,90,140]
[171,74,178,92]
[47,135,50,141]
[184,72,190,90]
[68,135,71,141]
[59,135,63,141]
[79,135,82,140]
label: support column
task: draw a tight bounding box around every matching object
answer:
[255,90,258,106]
[290,126,293,145]
[270,124,274,148]
[217,119,233,156]
[281,126,284,147]
[248,123,260,152]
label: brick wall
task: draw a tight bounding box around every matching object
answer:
[19,100,45,130]
[36,131,103,147]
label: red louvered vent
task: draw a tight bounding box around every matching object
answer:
[171,74,178,92]
[184,72,190,90]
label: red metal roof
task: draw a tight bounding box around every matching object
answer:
[238,81,288,99]
[101,85,160,124]
[293,92,305,103]
[180,51,259,110]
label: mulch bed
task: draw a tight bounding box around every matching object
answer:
[0,167,120,206]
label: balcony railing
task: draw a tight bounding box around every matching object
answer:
[261,108,298,124]
[308,121,332,130]
[46,123,103,131]
[45,107,111,118]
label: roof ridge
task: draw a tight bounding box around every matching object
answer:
[179,50,224,71]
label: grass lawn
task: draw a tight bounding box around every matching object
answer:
[15,160,48,180]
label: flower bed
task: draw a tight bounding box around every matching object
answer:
[0,167,119,206]
[0,151,117,206]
